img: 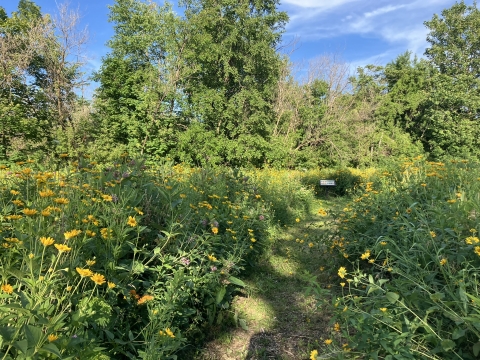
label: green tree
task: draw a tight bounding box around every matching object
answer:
[179,0,288,166]
[423,0,480,159]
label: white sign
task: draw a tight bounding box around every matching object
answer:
[320,180,336,186]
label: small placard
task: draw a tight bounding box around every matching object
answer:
[320,179,336,186]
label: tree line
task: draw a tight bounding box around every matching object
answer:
[1,0,479,167]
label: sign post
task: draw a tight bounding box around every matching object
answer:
[319,179,336,197]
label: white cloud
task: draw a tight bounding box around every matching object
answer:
[282,0,359,9]
[364,4,406,18]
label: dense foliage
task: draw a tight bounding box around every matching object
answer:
[1,0,479,167]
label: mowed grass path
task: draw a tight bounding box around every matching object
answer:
[195,196,350,360]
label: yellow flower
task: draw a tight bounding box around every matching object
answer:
[440,258,447,266]
[447,199,456,204]
[11,199,24,206]
[86,230,96,237]
[28,253,34,259]
[340,282,345,287]
[108,282,116,289]
[475,246,480,257]
[466,236,480,245]
[137,294,154,305]
[10,190,20,195]
[333,322,340,332]
[134,207,144,215]
[380,241,387,246]
[308,242,314,248]
[310,349,318,360]
[47,334,59,342]
[39,189,55,197]
[22,208,37,216]
[40,237,55,246]
[127,216,137,227]
[380,307,387,312]
[90,273,106,285]
[430,231,436,238]
[86,259,96,266]
[179,194,187,199]
[338,267,347,279]
[54,244,72,252]
[1,284,13,294]
[59,153,69,158]
[6,214,22,220]
[360,250,371,260]
[318,208,327,216]
[250,238,256,243]
[64,229,82,240]
[41,208,51,217]
[54,197,69,205]
[102,194,113,201]
[324,339,333,345]
[211,227,218,235]
[101,228,112,239]
[66,286,72,291]
[165,328,175,338]
[76,267,93,277]
[295,218,300,223]
[207,254,217,262]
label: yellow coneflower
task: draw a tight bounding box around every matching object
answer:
[127,216,137,227]
[54,244,72,252]
[76,267,93,277]
[1,284,13,294]
[90,273,106,285]
[40,237,55,246]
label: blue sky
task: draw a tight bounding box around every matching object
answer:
[3,0,472,96]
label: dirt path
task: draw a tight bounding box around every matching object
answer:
[195,197,348,360]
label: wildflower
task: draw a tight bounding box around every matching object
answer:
[466,236,480,245]
[10,190,20,195]
[319,266,325,271]
[1,284,13,294]
[250,238,256,243]
[440,258,447,266]
[338,267,347,278]
[421,183,427,187]
[90,273,106,285]
[86,259,96,266]
[54,197,69,205]
[430,231,436,237]
[54,244,72,252]
[211,227,218,235]
[41,209,51,216]
[295,218,300,223]
[180,257,190,266]
[360,250,371,260]
[308,242,314,248]
[380,308,387,312]
[475,246,480,257]
[11,200,24,206]
[259,215,265,221]
[28,253,34,259]
[165,328,175,338]
[334,323,340,332]
[59,153,68,158]
[447,199,456,204]
[47,334,59,342]
[134,207,144,215]
[310,349,318,360]
[406,208,412,214]
[208,254,217,262]
[22,208,37,216]
[179,194,187,199]
[340,282,345,287]
[6,215,22,220]
[108,282,116,289]
[39,189,55,197]
[127,216,137,227]
[86,230,96,237]
[380,241,387,246]
[211,266,217,272]
[137,295,154,305]
[324,339,333,345]
[102,194,113,202]
[76,267,93,277]
[40,237,55,246]
[64,229,81,240]
[318,208,327,216]
[66,286,72,291]
[101,228,112,239]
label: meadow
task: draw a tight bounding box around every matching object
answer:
[0,155,478,359]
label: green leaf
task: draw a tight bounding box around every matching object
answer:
[238,319,248,331]
[452,328,465,340]
[13,339,28,354]
[228,276,245,287]
[216,287,226,305]
[430,292,445,302]
[40,343,62,358]
[473,341,480,357]
[386,292,399,304]
[25,325,42,349]
[441,339,455,351]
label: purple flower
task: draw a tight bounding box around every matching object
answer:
[211,266,217,272]
[122,171,130,178]
[212,220,219,228]
[201,219,208,227]
[111,194,119,203]
[259,215,265,221]
[72,334,78,338]
[180,257,190,266]
[129,160,136,166]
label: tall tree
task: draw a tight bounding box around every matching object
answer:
[178,0,288,166]
[423,0,480,159]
